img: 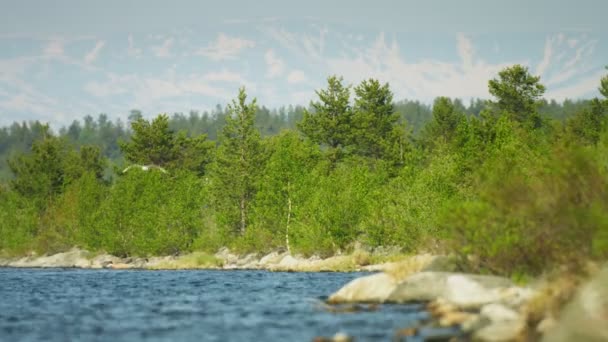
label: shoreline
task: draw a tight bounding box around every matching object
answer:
[0,247,420,272]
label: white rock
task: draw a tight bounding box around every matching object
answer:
[444,274,506,308]
[259,251,285,266]
[387,272,514,308]
[236,253,258,267]
[473,319,525,342]
[328,273,397,303]
[90,254,123,269]
[480,304,520,322]
[278,255,301,268]
[536,316,556,335]
[215,247,239,264]
[9,248,92,268]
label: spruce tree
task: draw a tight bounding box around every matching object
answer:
[351,79,404,162]
[298,76,352,163]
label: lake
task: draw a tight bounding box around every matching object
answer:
[0,268,427,341]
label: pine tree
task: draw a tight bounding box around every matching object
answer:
[119,114,213,175]
[298,76,352,163]
[488,64,545,125]
[351,79,404,162]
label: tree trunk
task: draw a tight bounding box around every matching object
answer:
[286,181,292,253]
[240,194,246,235]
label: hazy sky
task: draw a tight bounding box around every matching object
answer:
[1,0,607,127]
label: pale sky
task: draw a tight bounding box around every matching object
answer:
[0,0,607,126]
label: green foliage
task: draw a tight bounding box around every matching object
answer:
[8,128,105,208]
[0,190,38,254]
[120,114,214,175]
[443,129,608,275]
[93,170,207,256]
[2,67,608,278]
[36,172,106,254]
[565,98,607,145]
[350,79,403,162]
[488,64,546,125]
[252,130,321,251]
[212,88,264,236]
[421,97,466,148]
[292,158,389,255]
[298,75,353,162]
[600,66,608,100]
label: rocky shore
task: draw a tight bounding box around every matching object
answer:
[0,247,418,272]
[324,263,608,341]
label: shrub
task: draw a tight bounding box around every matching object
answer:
[443,138,608,275]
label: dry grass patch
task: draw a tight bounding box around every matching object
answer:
[384,254,438,281]
[148,252,223,270]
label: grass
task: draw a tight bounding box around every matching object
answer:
[147,252,224,270]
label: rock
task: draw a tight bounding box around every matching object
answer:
[386,272,524,309]
[439,311,477,327]
[498,286,537,308]
[536,316,556,335]
[328,273,397,303]
[108,262,131,269]
[235,253,258,268]
[461,314,486,333]
[472,303,525,341]
[394,327,417,339]
[143,255,175,269]
[8,256,39,268]
[90,254,123,269]
[259,251,286,266]
[473,319,525,342]
[360,263,393,272]
[428,299,458,317]
[541,266,608,342]
[124,257,147,268]
[480,304,520,322]
[418,326,465,341]
[9,248,91,268]
[0,257,13,266]
[312,332,353,342]
[278,255,302,269]
[215,247,239,264]
[328,271,527,308]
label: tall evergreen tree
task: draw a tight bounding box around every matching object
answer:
[421,97,466,148]
[488,64,546,125]
[298,76,352,163]
[8,126,105,207]
[213,88,264,235]
[119,114,213,175]
[566,99,606,145]
[350,79,403,161]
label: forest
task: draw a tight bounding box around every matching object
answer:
[1,64,607,277]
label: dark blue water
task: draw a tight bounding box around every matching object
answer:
[0,269,427,341]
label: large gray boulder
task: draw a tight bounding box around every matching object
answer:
[328,273,398,303]
[329,271,534,310]
[9,248,91,268]
[471,303,526,341]
[387,272,517,308]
